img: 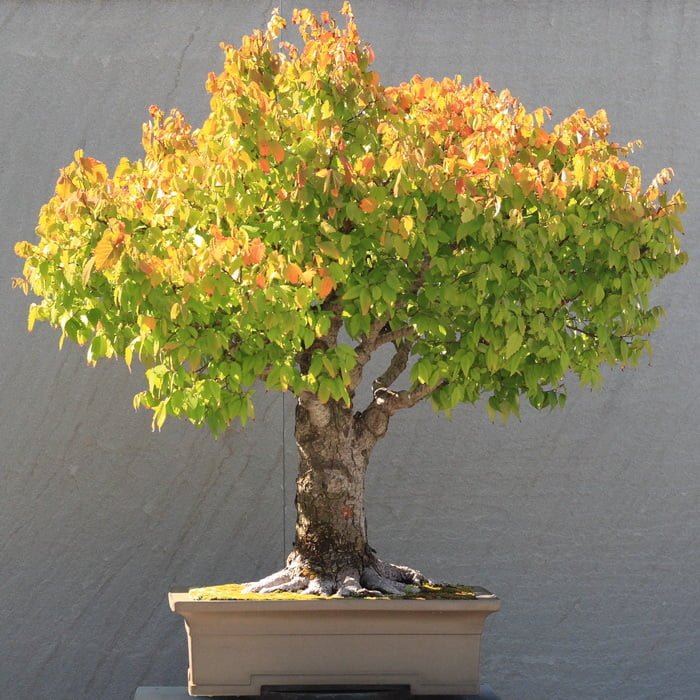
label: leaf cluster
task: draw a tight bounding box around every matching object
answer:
[15,4,686,432]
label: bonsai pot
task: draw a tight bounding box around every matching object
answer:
[169,587,500,696]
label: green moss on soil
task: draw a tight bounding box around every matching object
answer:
[189,582,477,601]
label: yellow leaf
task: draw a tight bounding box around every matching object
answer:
[113,157,132,181]
[94,232,117,271]
[124,342,135,370]
[80,156,108,183]
[301,268,316,286]
[14,241,33,259]
[55,173,74,199]
[153,401,168,431]
[27,303,39,332]
[81,257,95,287]
[384,154,402,173]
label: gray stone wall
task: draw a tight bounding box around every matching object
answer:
[2,2,698,698]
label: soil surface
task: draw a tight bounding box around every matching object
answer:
[190,581,477,601]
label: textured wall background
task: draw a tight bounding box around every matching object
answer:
[2,2,698,699]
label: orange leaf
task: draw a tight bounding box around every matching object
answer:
[358,154,374,176]
[255,273,267,289]
[318,276,334,299]
[533,128,549,148]
[552,180,567,199]
[243,238,266,265]
[286,263,302,284]
[139,259,155,275]
[259,157,271,174]
[270,142,285,164]
[339,154,353,185]
[467,160,489,176]
[359,197,376,213]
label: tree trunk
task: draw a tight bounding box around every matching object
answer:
[292,395,373,577]
[243,394,426,596]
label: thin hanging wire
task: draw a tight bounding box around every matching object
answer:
[282,392,288,563]
[279,0,288,567]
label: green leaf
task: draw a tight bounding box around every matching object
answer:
[318,379,332,404]
[504,331,523,359]
[359,288,371,316]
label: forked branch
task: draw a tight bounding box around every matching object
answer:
[356,381,446,441]
[350,321,415,391]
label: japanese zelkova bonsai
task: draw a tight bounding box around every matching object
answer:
[15,5,686,597]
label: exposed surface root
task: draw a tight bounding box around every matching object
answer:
[241,557,429,598]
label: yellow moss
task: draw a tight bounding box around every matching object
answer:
[189,582,477,601]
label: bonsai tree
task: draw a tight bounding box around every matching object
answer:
[15,5,686,596]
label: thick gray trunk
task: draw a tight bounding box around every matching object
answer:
[292,395,376,576]
[243,393,426,595]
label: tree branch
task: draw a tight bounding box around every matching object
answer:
[565,322,598,339]
[372,340,412,391]
[354,380,445,442]
[376,326,416,348]
[349,316,390,390]
[377,382,443,413]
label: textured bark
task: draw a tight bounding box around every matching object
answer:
[243,392,426,596]
[293,394,374,576]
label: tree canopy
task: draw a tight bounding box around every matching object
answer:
[15,4,686,434]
